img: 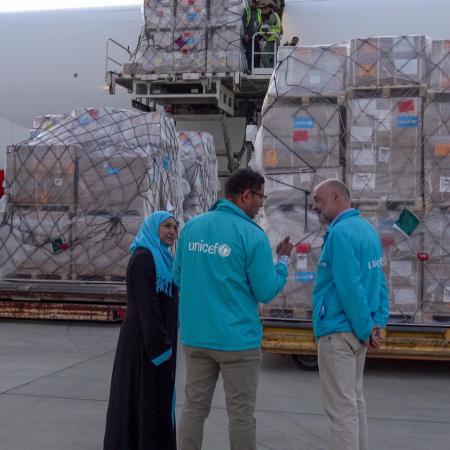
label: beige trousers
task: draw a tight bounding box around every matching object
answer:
[179,345,262,450]
[318,332,369,450]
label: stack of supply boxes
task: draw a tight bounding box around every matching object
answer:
[256,44,348,319]
[347,35,428,322]
[178,131,219,221]
[1,108,183,281]
[256,34,450,324]
[124,0,245,75]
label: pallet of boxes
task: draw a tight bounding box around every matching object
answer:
[123,0,246,75]
[0,108,183,283]
[254,35,450,326]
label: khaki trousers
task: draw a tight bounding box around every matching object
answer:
[179,345,262,450]
[318,332,369,450]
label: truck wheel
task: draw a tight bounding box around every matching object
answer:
[291,354,318,371]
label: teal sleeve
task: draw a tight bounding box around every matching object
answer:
[372,271,390,327]
[330,231,374,341]
[246,233,288,304]
[172,231,183,288]
[151,347,172,366]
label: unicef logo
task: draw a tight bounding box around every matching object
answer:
[218,244,231,258]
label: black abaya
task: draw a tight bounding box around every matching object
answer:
[104,248,178,450]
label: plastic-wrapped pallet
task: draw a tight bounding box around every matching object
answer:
[349,35,429,87]
[127,0,246,74]
[1,107,183,280]
[267,44,348,98]
[428,40,450,90]
[423,99,450,205]
[178,131,219,221]
[346,97,423,206]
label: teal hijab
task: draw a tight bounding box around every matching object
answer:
[129,211,175,296]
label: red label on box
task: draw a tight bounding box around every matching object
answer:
[296,242,311,254]
[398,100,414,113]
[293,130,308,142]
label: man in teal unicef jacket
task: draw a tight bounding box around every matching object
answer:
[312,179,389,450]
[173,168,293,450]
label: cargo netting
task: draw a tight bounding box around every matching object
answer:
[178,131,219,221]
[0,108,185,282]
[252,35,450,325]
[123,0,246,74]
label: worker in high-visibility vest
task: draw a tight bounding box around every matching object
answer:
[243,0,262,72]
[259,0,282,68]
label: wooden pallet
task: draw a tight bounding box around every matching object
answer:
[352,198,424,212]
[347,85,427,99]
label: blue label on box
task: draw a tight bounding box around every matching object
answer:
[295,271,316,283]
[78,115,91,126]
[397,116,418,128]
[293,117,315,129]
[106,167,120,175]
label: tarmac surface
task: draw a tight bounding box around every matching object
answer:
[0,320,449,450]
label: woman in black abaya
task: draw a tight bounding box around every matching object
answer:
[104,211,178,450]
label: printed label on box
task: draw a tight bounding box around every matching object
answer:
[397,116,418,128]
[54,178,63,186]
[352,173,376,190]
[444,287,450,303]
[439,176,450,193]
[351,126,373,142]
[435,143,450,156]
[352,144,375,166]
[293,130,309,142]
[264,149,278,168]
[392,288,416,305]
[295,271,316,283]
[378,147,391,163]
[390,260,413,278]
[296,255,308,271]
[398,99,415,113]
[293,117,315,129]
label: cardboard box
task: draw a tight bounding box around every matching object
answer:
[6,144,77,207]
[268,44,347,98]
[349,35,429,87]
[347,97,422,202]
[260,100,342,171]
[428,40,450,90]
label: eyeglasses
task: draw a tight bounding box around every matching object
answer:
[250,190,268,201]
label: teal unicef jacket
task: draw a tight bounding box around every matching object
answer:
[312,209,389,341]
[173,199,288,351]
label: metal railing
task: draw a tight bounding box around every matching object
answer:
[251,31,279,75]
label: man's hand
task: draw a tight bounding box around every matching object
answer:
[364,327,383,349]
[276,236,293,257]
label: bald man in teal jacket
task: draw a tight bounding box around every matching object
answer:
[312,179,389,450]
